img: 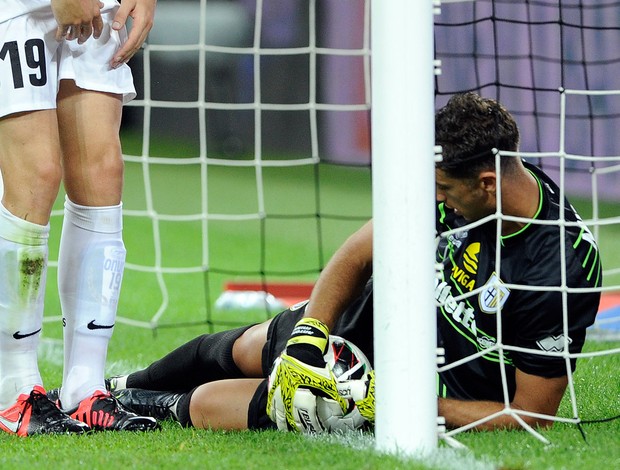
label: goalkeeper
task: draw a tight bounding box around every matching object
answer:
[102,92,601,432]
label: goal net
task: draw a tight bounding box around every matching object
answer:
[47,0,372,330]
[435,0,620,444]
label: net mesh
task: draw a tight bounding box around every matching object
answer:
[47,0,372,330]
[435,0,620,443]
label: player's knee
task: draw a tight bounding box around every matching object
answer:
[25,158,63,197]
[3,159,62,221]
[232,321,271,376]
[64,153,124,205]
[86,148,124,184]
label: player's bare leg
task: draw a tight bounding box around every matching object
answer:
[0,110,59,395]
[0,110,62,223]
[189,379,264,430]
[57,80,124,207]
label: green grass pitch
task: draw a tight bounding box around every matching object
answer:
[3,141,619,469]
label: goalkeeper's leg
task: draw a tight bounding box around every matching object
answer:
[115,378,268,430]
[117,302,303,394]
[121,324,259,391]
[185,378,266,430]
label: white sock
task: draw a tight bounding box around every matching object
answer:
[0,203,48,409]
[58,197,126,410]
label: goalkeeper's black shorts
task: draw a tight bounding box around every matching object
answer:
[248,380,273,430]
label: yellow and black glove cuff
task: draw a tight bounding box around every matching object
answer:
[285,317,330,367]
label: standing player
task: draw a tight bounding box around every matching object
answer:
[105,92,600,433]
[0,0,158,436]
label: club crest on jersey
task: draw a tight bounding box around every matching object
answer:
[478,272,510,314]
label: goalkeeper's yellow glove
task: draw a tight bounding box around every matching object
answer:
[353,369,375,423]
[266,317,349,432]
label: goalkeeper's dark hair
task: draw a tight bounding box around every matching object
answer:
[435,92,521,179]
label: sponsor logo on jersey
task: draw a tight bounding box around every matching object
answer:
[463,243,480,274]
[536,334,572,352]
[478,272,510,314]
[451,264,476,292]
[451,242,480,292]
[438,230,468,260]
[435,278,476,335]
[448,231,467,249]
[476,335,496,349]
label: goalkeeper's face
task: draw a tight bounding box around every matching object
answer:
[435,168,496,221]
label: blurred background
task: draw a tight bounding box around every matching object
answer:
[123,0,371,164]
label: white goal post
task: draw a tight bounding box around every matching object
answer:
[371,0,438,453]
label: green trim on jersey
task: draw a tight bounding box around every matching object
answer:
[500,170,544,242]
[572,219,602,285]
[439,307,507,363]
[573,226,585,249]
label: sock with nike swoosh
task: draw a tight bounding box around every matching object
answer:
[0,203,48,409]
[58,197,126,410]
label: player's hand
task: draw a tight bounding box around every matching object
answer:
[51,0,104,43]
[353,369,375,423]
[110,0,157,69]
[266,318,348,433]
[336,371,375,424]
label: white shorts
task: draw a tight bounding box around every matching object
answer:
[0,3,136,118]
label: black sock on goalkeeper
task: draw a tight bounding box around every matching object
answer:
[175,389,195,427]
[126,325,253,391]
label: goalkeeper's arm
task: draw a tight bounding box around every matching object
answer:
[303,220,373,329]
[439,368,568,430]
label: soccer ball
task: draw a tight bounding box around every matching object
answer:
[316,335,373,433]
[324,335,372,383]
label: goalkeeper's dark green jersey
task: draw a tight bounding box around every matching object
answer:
[266,163,601,404]
[434,162,601,402]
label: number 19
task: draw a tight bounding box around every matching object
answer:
[0,39,47,89]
